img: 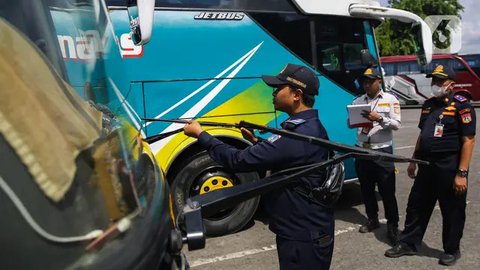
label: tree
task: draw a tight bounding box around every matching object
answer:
[375,0,464,56]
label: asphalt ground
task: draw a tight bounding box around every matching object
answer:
[185,108,480,270]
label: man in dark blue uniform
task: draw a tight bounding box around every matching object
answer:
[184,63,334,269]
[385,65,476,266]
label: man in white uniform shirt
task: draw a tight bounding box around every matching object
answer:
[351,67,401,245]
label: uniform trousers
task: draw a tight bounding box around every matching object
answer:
[355,146,399,225]
[276,234,333,270]
[399,153,467,253]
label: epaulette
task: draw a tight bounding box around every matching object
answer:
[454,94,467,103]
[282,118,306,130]
[384,91,398,99]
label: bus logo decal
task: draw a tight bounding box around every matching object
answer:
[58,30,103,61]
[119,33,144,58]
[194,12,244,21]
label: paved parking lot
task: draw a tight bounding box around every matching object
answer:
[185,108,480,270]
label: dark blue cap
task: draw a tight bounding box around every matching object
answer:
[426,65,456,81]
[362,67,382,79]
[262,63,319,95]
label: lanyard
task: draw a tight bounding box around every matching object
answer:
[365,93,381,111]
[364,94,381,143]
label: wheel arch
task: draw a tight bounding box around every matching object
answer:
[165,135,252,184]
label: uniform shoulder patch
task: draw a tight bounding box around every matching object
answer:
[461,113,472,124]
[282,118,306,130]
[266,134,282,143]
[459,108,471,114]
[393,103,400,114]
[454,94,467,103]
[288,119,306,125]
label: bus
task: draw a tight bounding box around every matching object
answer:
[381,54,480,105]
[0,0,186,269]
[101,0,432,236]
[461,53,480,77]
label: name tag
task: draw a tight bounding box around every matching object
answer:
[361,127,371,135]
[434,124,444,137]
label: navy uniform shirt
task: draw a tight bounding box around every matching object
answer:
[418,94,476,155]
[197,109,333,240]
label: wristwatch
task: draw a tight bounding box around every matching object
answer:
[378,116,384,123]
[457,169,469,177]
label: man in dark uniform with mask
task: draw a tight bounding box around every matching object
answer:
[184,63,334,269]
[385,65,476,266]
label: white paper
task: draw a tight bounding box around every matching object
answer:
[347,104,372,128]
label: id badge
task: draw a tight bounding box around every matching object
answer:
[361,127,371,135]
[434,124,444,137]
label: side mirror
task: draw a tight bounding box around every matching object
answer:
[412,21,432,65]
[127,0,155,45]
[360,49,378,67]
[348,4,433,66]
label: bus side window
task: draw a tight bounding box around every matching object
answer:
[453,58,467,72]
[397,62,409,74]
[420,63,427,73]
[344,43,364,70]
[383,63,395,76]
[318,44,341,71]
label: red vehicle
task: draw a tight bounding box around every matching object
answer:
[380,54,480,105]
[460,54,480,78]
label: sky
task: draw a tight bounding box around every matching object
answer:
[379,0,479,54]
[458,0,480,54]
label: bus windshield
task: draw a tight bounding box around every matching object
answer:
[0,0,69,80]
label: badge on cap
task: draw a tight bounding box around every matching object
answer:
[362,68,381,79]
[432,65,448,77]
[364,68,374,75]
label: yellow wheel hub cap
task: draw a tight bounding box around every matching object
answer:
[199,176,233,195]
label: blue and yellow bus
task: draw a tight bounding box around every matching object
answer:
[94,0,432,237]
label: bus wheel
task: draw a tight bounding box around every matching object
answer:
[171,151,260,237]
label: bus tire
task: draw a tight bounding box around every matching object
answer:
[171,151,260,237]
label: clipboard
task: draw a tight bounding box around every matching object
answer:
[347,104,373,128]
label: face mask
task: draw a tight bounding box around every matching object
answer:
[431,84,451,98]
